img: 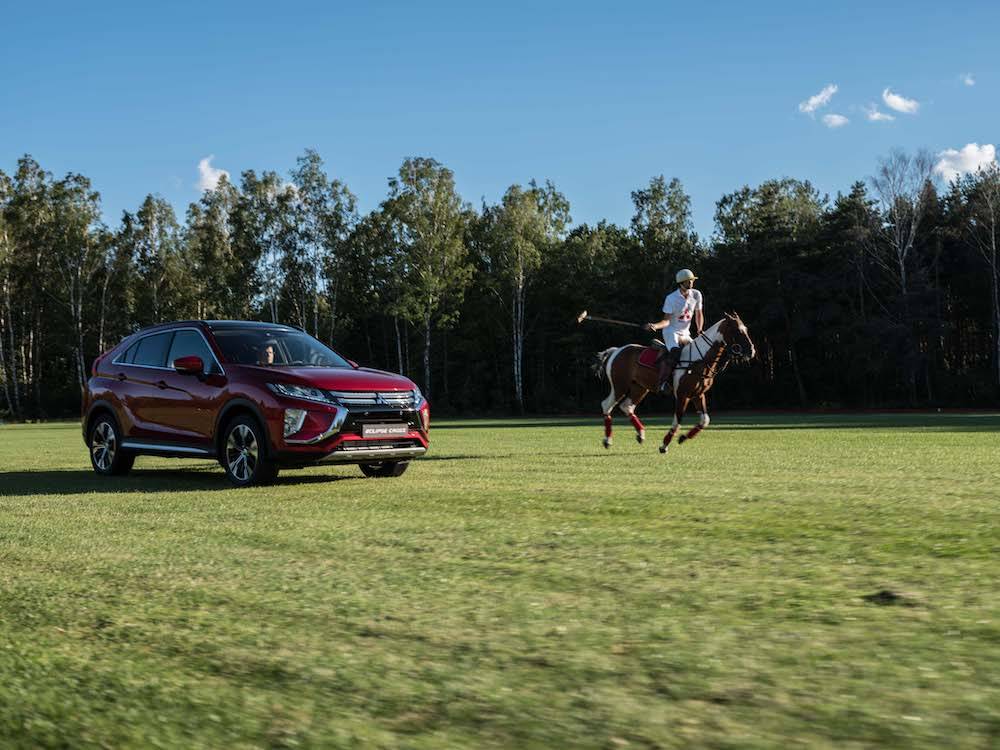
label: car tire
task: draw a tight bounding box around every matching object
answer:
[359,460,410,478]
[221,416,279,487]
[88,415,135,476]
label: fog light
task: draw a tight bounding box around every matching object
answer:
[284,408,307,438]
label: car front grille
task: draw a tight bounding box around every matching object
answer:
[326,390,417,409]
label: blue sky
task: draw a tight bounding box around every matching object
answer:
[3,0,997,238]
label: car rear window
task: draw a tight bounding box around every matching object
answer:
[132,332,173,368]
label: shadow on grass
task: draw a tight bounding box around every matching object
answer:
[0,466,365,496]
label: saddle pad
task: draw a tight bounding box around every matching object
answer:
[637,346,660,370]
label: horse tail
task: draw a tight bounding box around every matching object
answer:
[593,347,618,382]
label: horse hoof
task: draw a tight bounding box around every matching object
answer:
[678,435,687,444]
[659,444,668,454]
[603,437,612,449]
[636,430,645,444]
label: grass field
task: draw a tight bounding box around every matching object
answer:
[1,413,998,749]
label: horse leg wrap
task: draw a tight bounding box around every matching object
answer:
[659,427,677,454]
[628,414,646,443]
[679,425,702,444]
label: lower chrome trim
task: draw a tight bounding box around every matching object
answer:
[284,405,348,445]
[121,441,213,455]
[319,445,427,463]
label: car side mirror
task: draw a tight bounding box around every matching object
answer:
[173,356,204,375]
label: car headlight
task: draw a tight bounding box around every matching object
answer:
[267,383,333,405]
[412,386,425,407]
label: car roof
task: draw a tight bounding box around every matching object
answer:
[127,320,303,338]
[203,320,302,331]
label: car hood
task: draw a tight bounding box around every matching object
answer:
[245,365,416,392]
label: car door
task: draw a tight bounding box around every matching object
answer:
[151,328,228,446]
[113,331,175,440]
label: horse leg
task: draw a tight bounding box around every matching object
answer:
[601,374,622,449]
[679,394,709,444]
[659,396,689,454]
[618,386,646,444]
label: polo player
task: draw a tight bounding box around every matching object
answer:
[644,268,704,394]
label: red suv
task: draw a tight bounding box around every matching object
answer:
[82,321,430,486]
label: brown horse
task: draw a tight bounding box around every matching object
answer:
[594,313,755,453]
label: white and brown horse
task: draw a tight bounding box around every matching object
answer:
[594,313,755,453]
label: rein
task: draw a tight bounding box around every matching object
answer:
[677,331,732,380]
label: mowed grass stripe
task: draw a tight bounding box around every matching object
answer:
[1,415,998,748]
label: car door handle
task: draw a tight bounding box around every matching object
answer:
[117,373,127,382]
[156,380,168,390]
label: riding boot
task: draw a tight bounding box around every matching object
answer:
[657,350,677,394]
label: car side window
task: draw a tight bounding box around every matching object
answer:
[119,341,140,364]
[132,332,173,368]
[166,330,219,373]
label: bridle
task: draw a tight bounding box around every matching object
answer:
[679,326,749,379]
[678,331,729,379]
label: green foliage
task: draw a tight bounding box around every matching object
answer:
[383,158,472,332]
[1,151,999,418]
[381,158,473,395]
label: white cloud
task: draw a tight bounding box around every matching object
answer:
[934,143,997,184]
[197,155,230,191]
[799,84,838,115]
[961,73,975,87]
[882,88,919,114]
[864,104,895,122]
[822,113,849,128]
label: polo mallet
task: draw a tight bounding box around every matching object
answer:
[576,310,646,329]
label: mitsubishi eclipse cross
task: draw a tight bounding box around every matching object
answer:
[82,320,430,486]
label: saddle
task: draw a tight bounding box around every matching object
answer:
[637,343,666,370]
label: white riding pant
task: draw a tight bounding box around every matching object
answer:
[663,330,692,350]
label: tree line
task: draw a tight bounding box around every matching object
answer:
[1,149,998,420]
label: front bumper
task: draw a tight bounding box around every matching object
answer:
[319,443,427,463]
[273,402,428,465]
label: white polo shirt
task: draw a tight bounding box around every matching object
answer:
[661,288,703,347]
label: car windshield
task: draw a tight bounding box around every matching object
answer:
[212,329,351,368]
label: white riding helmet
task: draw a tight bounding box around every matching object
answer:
[675,268,698,284]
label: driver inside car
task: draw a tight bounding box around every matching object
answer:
[257,340,278,366]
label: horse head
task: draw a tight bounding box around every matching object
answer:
[720,312,756,361]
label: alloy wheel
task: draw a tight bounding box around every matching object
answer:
[226,424,258,483]
[91,422,116,471]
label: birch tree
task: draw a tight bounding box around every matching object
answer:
[869,149,937,300]
[869,149,938,402]
[962,163,1000,388]
[290,150,357,339]
[49,174,105,391]
[383,158,471,397]
[480,182,569,411]
[0,171,17,417]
